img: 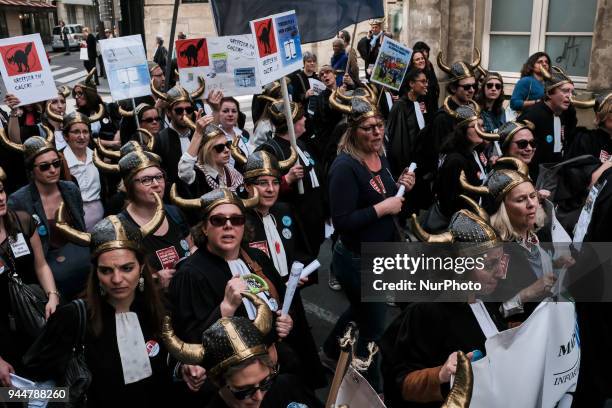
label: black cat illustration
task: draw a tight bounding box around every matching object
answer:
[179,39,205,67]
[7,43,33,73]
[257,20,273,54]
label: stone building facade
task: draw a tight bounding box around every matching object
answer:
[143,0,610,96]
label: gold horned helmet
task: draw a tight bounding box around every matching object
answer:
[151,77,205,106]
[571,92,612,127]
[161,293,273,384]
[460,157,532,204]
[540,66,573,93]
[169,186,259,215]
[242,150,298,181]
[55,193,164,258]
[476,120,535,150]
[329,87,380,125]
[437,48,481,82]
[0,127,54,154]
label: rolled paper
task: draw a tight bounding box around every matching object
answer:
[299,260,321,279]
[396,162,417,198]
[281,262,303,315]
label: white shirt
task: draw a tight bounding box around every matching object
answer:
[63,146,101,202]
[171,124,192,154]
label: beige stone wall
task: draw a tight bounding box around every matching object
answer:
[587,0,612,93]
[6,10,22,36]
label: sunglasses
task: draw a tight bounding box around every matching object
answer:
[208,214,246,227]
[134,173,164,186]
[212,141,232,153]
[460,83,478,91]
[173,107,194,115]
[73,91,85,97]
[35,159,62,172]
[486,83,503,90]
[227,371,277,400]
[141,116,161,124]
[514,139,537,149]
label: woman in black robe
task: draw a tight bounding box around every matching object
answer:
[22,204,205,406]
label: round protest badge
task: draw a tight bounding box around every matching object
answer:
[282,228,292,240]
[37,225,48,237]
[267,297,278,312]
[102,117,110,124]
[282,216,292,227]
[146,340,160,358]
[546,135,554,143]
[180,239,189,251]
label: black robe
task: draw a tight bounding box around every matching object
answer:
[434,149,483,219]
[23,298,174,407]
[565,127,612,163]
[154,126,193,199]
[380,302,506,408]
[256,137,325,259]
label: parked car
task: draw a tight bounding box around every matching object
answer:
[51,24,83,51]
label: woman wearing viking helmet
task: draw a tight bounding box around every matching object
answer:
[460,158,573,320]
[72,68,119,146]
[0,166,60,387]
[382,198,506,408]
[253,99,326,261]
[7,136,90,299]
[22,210,206,406]
[95,144,193,290]
[430,102,496,225]
[167,188,297,373]
[117,102,164,148]
[177,114,244,197]
[323,91,415,392]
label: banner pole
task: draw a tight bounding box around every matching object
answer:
[345,2,362,75]
[164,0,180,92]
[280,77,304,195]
[132,97,143,144]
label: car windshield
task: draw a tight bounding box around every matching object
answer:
[72,26,82,33]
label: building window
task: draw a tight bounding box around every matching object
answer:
[66,5,77,24]
[483,0,597,83]
[0,10,8,38]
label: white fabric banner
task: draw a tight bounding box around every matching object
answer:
[471,301,579,407]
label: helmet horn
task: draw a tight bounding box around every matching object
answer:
[0,128,24,152]
[169,183,202,209]
[278,146,298,171]
[242,187,260,209]
[411,214,453,243]
[230,135,248,166]
[94,138,121,159]
[46,101,64,123]
[190,76,206,100]
[88,103,106,123]
[93,149,120,173]
[55,202,91,246]
[459,170,489,195]
[328,89,352,114]
[441,351,473,408]
[460,195,490,222]
[437,51,452,75]
[474,122,499,141]
[242,292,273,336]
[469,48,481,70]
[139,193,165,237]
[151,79,168,101]
[161,316,205,365]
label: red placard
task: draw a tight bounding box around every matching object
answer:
[176,38,209,68]
[155,246,180,269]
[254,18,277,57]
[0,42,42,76]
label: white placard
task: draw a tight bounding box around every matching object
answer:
[250,10,304,85]
[308,78,326,95]
[100,35,151,101]
[176,35,260,98]
[0,34,57,106]
[471,301,579,407]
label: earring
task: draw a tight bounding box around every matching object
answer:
[99,284,106,296]
[138,274,145,292]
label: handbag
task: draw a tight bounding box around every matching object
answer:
[420,200,450,233]
[1,246,47,338]
[62,299,91,408]
[79,45,88,61]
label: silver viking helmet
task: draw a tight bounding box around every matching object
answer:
[242,150,298,181]
[437,48,481,82]
[170,186,259,217]
[460,157,532,204]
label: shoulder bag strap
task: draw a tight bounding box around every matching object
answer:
[240,249,281,301]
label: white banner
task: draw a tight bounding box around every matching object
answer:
[335,366,385,408]
[176,35,260,98]
[471,301,579,407]
[249,10,304,86]
[0,34,57,106]
[100,35,151,101]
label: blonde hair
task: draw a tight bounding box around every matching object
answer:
[199,134,227,166]
[490,199,547,242]
[337,123,385,162]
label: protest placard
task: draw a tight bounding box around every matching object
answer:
[250,10,304,85]
[176,35,260,97]
[0,34,57,106]
[100,35,151,101]
[370,36,412,91]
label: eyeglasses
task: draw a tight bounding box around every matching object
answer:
[227,370,277,400]
[173,107,194,115]
[141,116,161,124]
[514,139,537,149]
[208,214,246,227]
[358,122,385,133]
[134,173,164,186]
[414,79,429,84]
[73,91,85,98]
[35,159,62,172]
[212,141,232,153]
[253,179,280,187]
[68,129,90,136]
[486,83,502,90]
[460,83,478,91]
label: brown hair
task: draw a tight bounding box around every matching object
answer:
[86,249,166,337]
